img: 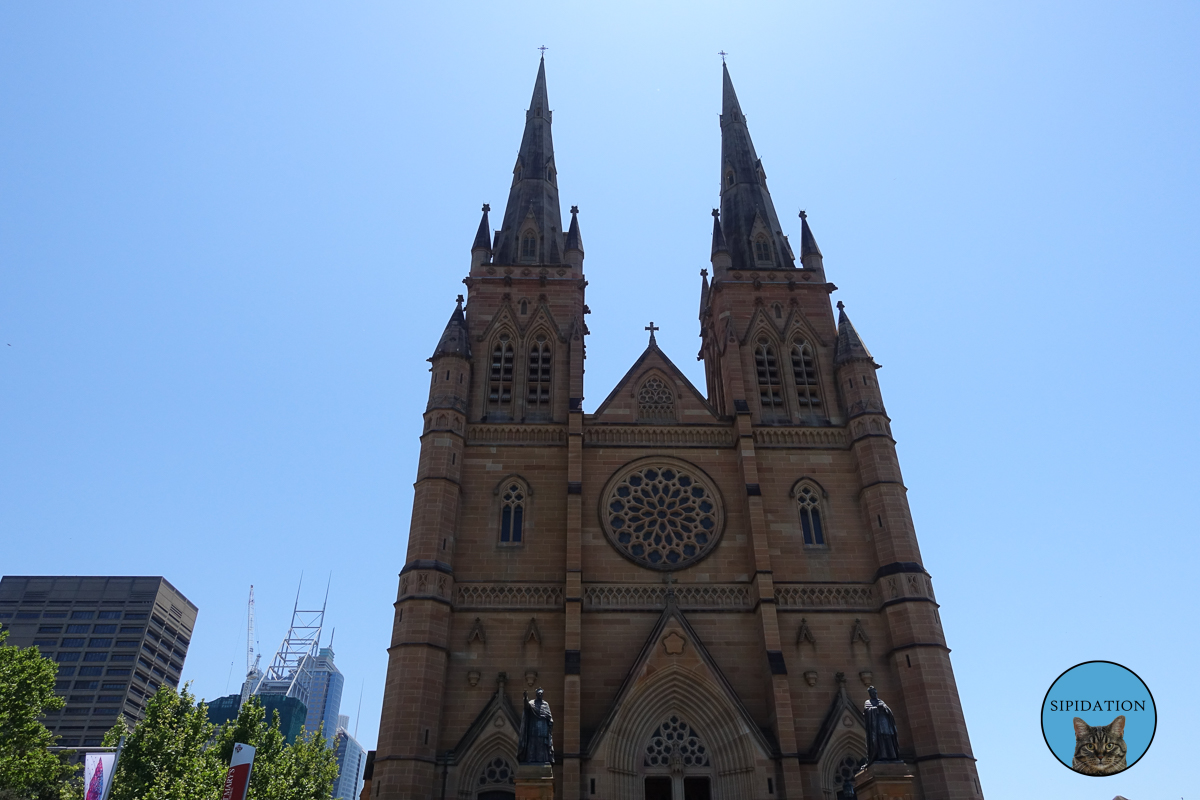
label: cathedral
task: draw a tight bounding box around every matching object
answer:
[373,58,982,800]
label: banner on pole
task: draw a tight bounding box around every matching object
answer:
[83,754,115,800]
[221,742,256,800]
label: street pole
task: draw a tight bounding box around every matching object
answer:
[98,735,125,800]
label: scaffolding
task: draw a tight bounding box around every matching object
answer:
[251,577,328,706]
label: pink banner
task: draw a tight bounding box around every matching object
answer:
[220,743,256,800]
[83,754,114,800]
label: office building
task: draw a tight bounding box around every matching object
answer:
[0,575,196,748]
[333,725,367,800]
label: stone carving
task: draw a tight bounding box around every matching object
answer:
[518,688,554,765]
[467,617,486,645]
[662,632,686,655]
[796,618,816,645]
[468,425,567,446]
[600,461,724,571]
[583,583,750,610]
[753,428,847,448]
[775,585,874,609]
[456,584,563,610]
[584,427,734,447]
[523,617,542,645]
[803,671,818,687]
[864,686,901,764]
[851,619,870,645]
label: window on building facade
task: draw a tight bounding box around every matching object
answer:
[791,340,822,416]
[754,235,772,263]
[527,335,552,411]
[488,337,515,411]
[499,480,527,544]
[521,231,537,261]
[795,483,826,546]
[636,376,676,421]
[755,339,785,415]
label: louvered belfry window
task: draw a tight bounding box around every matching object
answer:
[755,339,784,414]
[488,336,514,409]
[754,236,772,263]
[521,231,537,261]
[791,340,822,416]
[527,335,551,410]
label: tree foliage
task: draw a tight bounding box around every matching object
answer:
[102,690,337,800]
[0,631,75,800]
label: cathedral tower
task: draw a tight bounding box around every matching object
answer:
[374,59,982,800]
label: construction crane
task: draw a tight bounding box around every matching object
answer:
[252,575,328,704]
[240,585,263,707]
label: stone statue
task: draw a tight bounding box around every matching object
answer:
[518,687,554,765]
[863,686,901,764]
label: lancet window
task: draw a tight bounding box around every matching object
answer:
[488,336,515,412]
[795,482,826,546]
[499,480,527,544]
[527,335,552,412]
[791,339,822,416]
[754,235,772,263]
[521,231,538,261]
[755,339,785,415]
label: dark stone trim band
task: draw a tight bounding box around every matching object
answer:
[767,650,787,675]
[859,479,905,492]
[734,399,750,413]
[886,642,950,658]
[746,483,762,496]
[401,560,454,576]
[913,753,976,763]
[569,398,583,410]
[872,562,927,581]
[389,641,449,653]
[879,596,938,610]
[395,596,452,607]
[412,476,462,489]
[565,650,581,675]
[567,482,582,495]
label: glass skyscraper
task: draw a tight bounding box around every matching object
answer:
[333,726,366,800]
[300,645,343,742]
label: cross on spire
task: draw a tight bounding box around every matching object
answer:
[645,321,659,344]
[538,45,548,57]
[718,50,727,63]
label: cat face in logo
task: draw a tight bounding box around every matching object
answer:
[1071,715,1127,775]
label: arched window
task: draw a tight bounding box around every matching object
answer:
[791,339,822,416]
[725,171,734,188]
[477,755,516,798]
[488,336,514,411]
[519,299,528,315]
[636,376,675,421]
[527,335,551,411]
[521,231,537,261]
[500,481,526,543]
[773,303,783,319]
[755,339,784,415]
[754,235,772,263]
[795,483,826,546]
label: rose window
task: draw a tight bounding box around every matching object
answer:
[601,459,724,570]
[644,716,710,768]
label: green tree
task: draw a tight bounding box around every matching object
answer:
[0,630,75,800]
[103,690,337,800]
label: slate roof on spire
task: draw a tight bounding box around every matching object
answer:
[565,205,583,252]
[493,56,565,266]
[432,297,471,359]
[799,210,822,259]
[719,63,795,272]
[835,301,874,366]
[472,204,492,253]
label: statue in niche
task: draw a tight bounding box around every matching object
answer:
[518,687,554,765]
[863,685,901,764]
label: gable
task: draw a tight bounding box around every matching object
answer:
[590,343,721,423]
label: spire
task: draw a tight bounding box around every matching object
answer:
[798,209,823,271]
[565,205,583,253]
[493,56,565,267]
[432,295,471,360]
[698,268,710,320]
[834,301,874,367]
[472,204,492,253]
[710,209,728,255]
[718,63,795,272]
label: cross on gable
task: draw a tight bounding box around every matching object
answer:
[645,321,659,344]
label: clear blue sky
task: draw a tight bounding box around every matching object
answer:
[2,3,1197,796]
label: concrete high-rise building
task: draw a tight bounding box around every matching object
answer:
[333,725,367,800]
[0,576,197,748]
[372,59,982,799]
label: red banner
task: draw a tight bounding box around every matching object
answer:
[221,743,255,800]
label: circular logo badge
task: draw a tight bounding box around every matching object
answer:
[1041,661,1156,776]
